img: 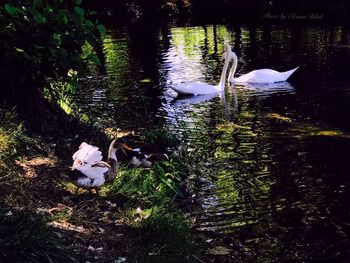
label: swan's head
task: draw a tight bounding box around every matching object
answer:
[222,43,233,61]
[224,45,237,62]
[223,43,231,52]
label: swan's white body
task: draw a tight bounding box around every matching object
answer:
[171,82,222,95]
[232,67,298,84]
[69,140,120,190]
[72,142,103,169]
[170,44,232,95]
[227,48,298,84]
[74,164,108,188]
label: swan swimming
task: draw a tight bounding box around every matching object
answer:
[170,43,232,96]
[226,45,298,84]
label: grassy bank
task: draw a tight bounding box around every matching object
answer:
[0,108,74,262]
[0,107,199,262]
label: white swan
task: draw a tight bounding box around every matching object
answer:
[227,45,298,84]
[170,43,232,95]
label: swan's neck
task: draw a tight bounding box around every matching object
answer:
[228,53,238,83]
[108,142,117,162]
[217,54,230,90]
[107,142,118,176]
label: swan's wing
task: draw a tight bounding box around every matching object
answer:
[235,68,297,84]
[75,163,109,179]
[72,142,88,160]
[72,143,103,165]
[73,142,94,160]
[234,69,277,83]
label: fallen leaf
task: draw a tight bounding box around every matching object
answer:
[207,246,232,255]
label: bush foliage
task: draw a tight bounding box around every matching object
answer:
[0,0,105,102]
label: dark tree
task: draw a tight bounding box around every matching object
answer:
[0,0,105,132]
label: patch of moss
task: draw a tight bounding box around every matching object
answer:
[267,113,292,123]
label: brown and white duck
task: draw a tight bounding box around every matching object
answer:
[119,143,154,168]
[69,139,123,193]
[118,140,172,168]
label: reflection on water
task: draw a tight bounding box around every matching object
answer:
[76,24,350,261]
[233,81,295,93]
[174,93,220,105]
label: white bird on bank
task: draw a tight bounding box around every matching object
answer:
[72,142,101,169]
[226,45,298,84]
[69,139,122,193]
[170,43,232,95]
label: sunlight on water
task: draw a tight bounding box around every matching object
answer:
[76,23,350,262]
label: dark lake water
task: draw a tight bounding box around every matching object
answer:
[76,24,350,262]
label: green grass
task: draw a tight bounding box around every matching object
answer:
[0,108,75,262]
[0,108,199,262]
[103,159,198,262]
[135,205,196,263]
[105,160,182,201]
[142,127,181,151]
[0,209,75,263]
[0,109,27,197]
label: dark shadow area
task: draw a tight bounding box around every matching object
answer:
[84,0,350,25]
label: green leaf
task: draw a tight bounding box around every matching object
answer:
[57,9,68,24]
[74,7,85,19]
[85,19,94,29]
[33,13,46,24]
[96,24,106,34]
[4,4,17,15]
[140,78,152,83]
[50,34,61,46]
[62,15,68,24]
[44,5,54,15]
[154,164,181,196]
[86,53,101,65]
[17,7,26,15]
[58,9,69,17]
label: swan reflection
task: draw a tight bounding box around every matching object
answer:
[230,81,295,95]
